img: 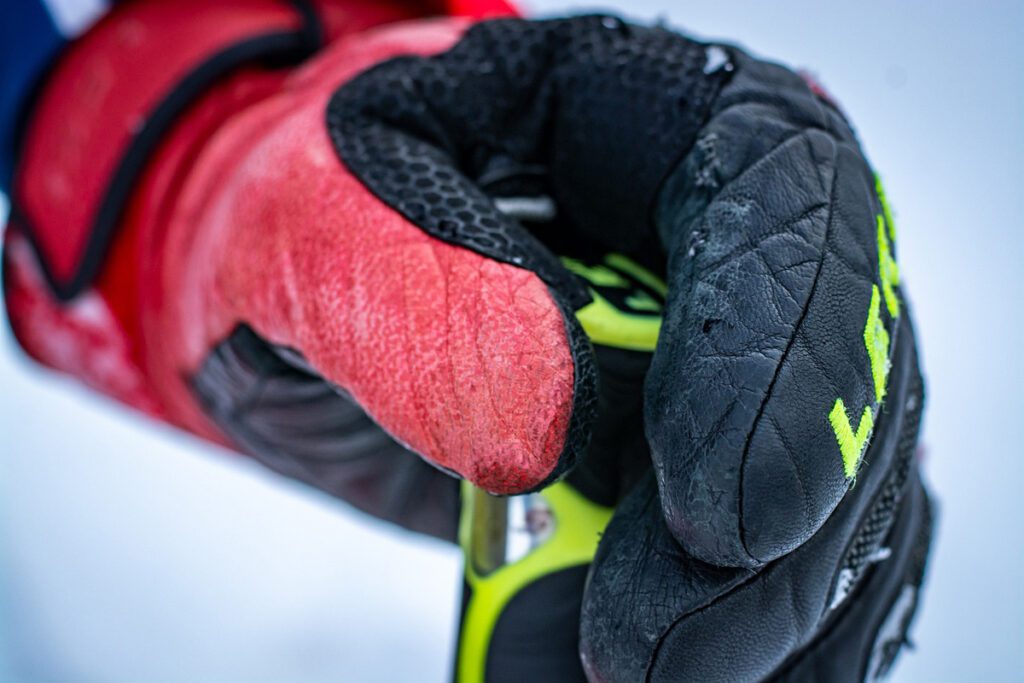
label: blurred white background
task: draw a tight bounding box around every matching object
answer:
[2,1,1022,681]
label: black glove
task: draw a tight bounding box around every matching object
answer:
[324,16,933,682]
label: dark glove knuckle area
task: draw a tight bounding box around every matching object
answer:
[191,325,460,541]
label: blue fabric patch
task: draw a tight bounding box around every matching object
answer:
[1,1,68,193]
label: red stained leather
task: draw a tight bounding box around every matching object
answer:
[146,20,574,493]
[433,0,520,19]
[308,0,518,45]
[5,1,573,495]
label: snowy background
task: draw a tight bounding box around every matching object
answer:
[2,0,1022,681]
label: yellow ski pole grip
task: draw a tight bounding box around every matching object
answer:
[455,480,613,683]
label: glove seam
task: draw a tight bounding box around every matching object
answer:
[735,138,841,564]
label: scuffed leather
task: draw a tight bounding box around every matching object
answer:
[649,50,886,568]
[582,315,928,682]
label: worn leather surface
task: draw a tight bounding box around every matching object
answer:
[146,20,585,496]
[647,48,884,569]
[581,317,928,682]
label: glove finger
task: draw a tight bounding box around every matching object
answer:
[645,50,908,567]
[580,470,933,683]
[451,255,666,682]
[157,21,594,498]
[770,482,933,683]
[581,322,930,681]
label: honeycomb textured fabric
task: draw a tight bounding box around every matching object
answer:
[328,16,728,294]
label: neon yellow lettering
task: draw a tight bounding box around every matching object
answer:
[829,398,875,478]
[828,178,902,477]
[864,284,891,403]
[877,216,900,319]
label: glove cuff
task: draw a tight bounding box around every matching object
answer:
[10,0,324,301]
[2,0,322,422]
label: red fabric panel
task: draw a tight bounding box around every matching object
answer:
[3,230,166,418]
[14,0,305,286]
[5,0,448,430]
[434,0,520,19]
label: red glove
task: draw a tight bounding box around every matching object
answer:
[3,0,584,539]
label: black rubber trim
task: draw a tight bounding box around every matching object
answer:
[8,0,324,302]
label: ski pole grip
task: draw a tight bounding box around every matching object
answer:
[454,481,612,683]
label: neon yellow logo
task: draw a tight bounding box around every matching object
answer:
[829,399,874,478]
[829,179,900,477]
[561,254,667,352]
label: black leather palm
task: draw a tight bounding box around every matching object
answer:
[647,46,889,569]
[581,317,929,682]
